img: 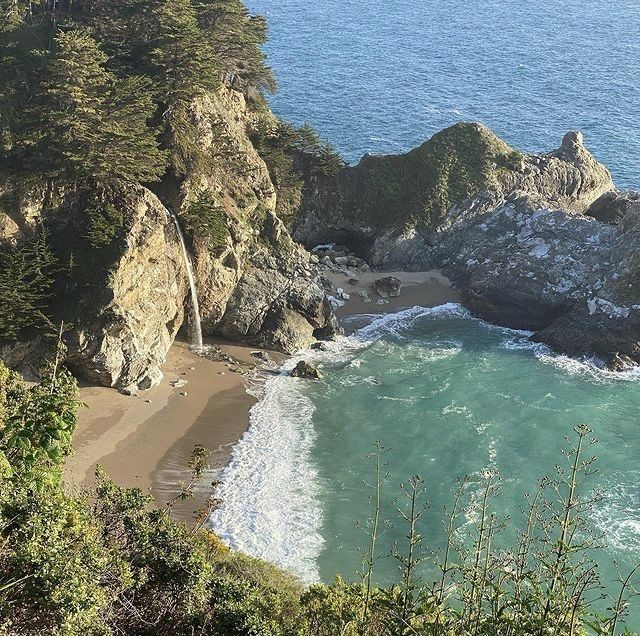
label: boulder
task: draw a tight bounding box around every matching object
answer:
[354,289,372,303]
[375,276,402,298]
[586,190,640,225]
[290,360,323,380]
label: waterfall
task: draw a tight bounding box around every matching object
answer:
[168,209,203,351]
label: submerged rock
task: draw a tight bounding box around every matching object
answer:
[290,360,323,380]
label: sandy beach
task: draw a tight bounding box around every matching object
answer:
[326,269,460,325]
[65,340,279,519]
[66,270,459,520]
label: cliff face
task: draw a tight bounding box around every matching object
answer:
[293,125,613,264]
[295,126,640,369]
[61,187,189,391]
[177,88,336,352]
[0,87,337,392]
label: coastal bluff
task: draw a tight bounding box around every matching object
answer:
[294,124,639,369]
[1,109,638,388]
[0,87,337,393]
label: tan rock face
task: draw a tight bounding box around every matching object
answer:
[175,88,337,354]
[0,87,338,389]
[62,187,188,391]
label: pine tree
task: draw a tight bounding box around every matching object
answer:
[21,29,166,184]
[143,0,218,110]
[0,229,57,341]
[194,0,276,93]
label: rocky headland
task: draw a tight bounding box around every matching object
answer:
[1,108,638,390]
[0,87,337,392]
[294,124,640,370]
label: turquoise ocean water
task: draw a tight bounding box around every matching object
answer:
[211,0,640,625]
[211,308,640,618]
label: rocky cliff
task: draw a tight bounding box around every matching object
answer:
[0,87,337,392]
[294,125,640,369]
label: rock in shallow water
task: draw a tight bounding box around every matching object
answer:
[290,360,323,380]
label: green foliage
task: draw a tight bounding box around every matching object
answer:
[252,119,344,224]
[323,122,524,230]
[502,148,525,170]
[0,0,276,184]
[1,366,639,634]
[0,228,57,341]
[0,360,78,486]
[19,30,166,184]
[254,120,344,185]
[194,0,276,94]
[181,190,229,249]
[303,577,366,636]
[0,368,306,635]
[85,203,125,248]
[145,0,219,109]
[0,484,118,636]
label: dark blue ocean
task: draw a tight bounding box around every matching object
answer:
[246,0,640,188]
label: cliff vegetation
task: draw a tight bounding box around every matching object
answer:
[0,0,339,389]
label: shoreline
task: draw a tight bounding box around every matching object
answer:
[66,270,459,520]
[65,340,277,519]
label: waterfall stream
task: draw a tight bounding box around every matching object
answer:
[168,210,203,351]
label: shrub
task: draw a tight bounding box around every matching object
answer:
[182,190,229,249]
[85,203,125,248]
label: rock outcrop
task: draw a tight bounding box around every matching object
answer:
[374,276,402,298]
[1,185,189,391]
[293,125,613,266]
[0,87,338,390]
[61,188,189,392]
[296,124,639,368]
[180,89,338,355]
[290,360,322,380]
[435,192,640,366]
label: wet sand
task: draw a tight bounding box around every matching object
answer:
[65,340,276,518]
[66,270,459,520]
[325,269,460,326]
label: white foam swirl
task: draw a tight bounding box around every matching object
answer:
[209,360,323,583]
[208,302,638,585]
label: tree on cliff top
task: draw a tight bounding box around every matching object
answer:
[194,0,276,94]
[19,30,166,184]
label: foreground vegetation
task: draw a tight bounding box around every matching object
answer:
[0,1,637,634]
[0,361,637,635]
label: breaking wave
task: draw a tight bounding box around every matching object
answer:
[209,303,639,583]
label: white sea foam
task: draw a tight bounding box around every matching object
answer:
[208,358,324,583]
[352,303,471,343]
[591,476,640,553]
